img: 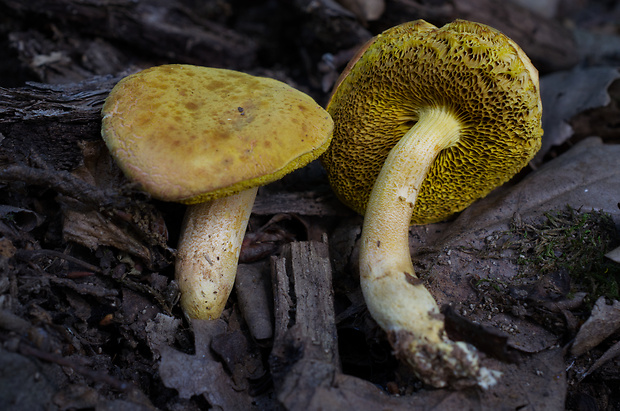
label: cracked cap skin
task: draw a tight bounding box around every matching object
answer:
[321,19,543,224]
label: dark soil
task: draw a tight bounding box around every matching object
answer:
[1,1,620,410]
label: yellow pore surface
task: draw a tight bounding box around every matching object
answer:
[321,20,543,224]
[102,64,333,204]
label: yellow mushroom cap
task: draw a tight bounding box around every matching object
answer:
[101,64,333,204]
[321,20,543,224]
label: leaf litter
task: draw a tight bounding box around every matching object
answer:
[2,2,620,410]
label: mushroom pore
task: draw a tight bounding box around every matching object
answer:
[321,20,543,388]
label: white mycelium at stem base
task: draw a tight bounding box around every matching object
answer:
[322,19,543,388]
[175,187,258,320]
[359,106,497,388]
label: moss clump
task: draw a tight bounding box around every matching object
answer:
[508,206,620,303]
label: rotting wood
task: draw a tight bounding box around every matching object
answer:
[0,0,257,71]
[0,77,116,169]
[253,191,353,217]
[269,239,451,410]
[269,239,342,408]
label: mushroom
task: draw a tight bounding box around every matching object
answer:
[102,64,333,320]
[321,20,543,388]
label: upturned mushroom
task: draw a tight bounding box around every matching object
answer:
[321,20,543,388]
[102,64,333,320]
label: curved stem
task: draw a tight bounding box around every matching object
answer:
[359,107,493,388]
[175,187,258,320]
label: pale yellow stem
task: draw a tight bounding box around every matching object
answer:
[360,107,497,388]
[175,187,258,320]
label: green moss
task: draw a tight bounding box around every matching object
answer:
[507,206,620,303]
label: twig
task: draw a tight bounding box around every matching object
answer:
[14,248,103,274]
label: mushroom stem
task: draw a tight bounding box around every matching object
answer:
[359,107,493,388]
[175,187,258,320]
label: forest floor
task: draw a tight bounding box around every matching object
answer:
[1,1,620,410]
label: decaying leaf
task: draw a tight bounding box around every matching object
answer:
[607,246,620,263]
[63,208,156,265]
[571,297,620,356]
[439,137,620,240]
[337,0,385,22]
[158,319,253,409]
[145,313,181,360]
[537,67,620,162]
[397,137,619,392]
[60,141,171,270]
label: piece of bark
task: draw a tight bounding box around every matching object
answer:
[0,77,115,169]
[270,240,339,364]
[269,240,340,408]
[0,0,257,71]
[252,191,353,217]
[292,0,373,50]
[382,0,579,73]
[269,240,446,410]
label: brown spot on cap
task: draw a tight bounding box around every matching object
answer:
[101,64,334,204]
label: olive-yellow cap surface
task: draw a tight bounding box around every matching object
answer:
[102,64,333,204]
[321,20,543,224]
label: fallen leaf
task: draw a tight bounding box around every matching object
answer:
[441,137,620,240]
[409,137,620,349]
[145,314,181,360]
[337,0,385,22]
[606,246,620,263]
[571,297,620,356]
[574,29,620,67]
[60,140,171,270]
[537,67,620,162]
[478,348,567,410]
[158,319,253,409]
[63,208,155,265]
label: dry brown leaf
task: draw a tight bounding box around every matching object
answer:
[441,137,620,239]
[571,297,620,356]
[537,67,620,162]
[62,208,154,263]
[158,319,253,409]
[411,138,620,351]
[365,137,620,408]
[606,246,620,263]
[337,0,385,22]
